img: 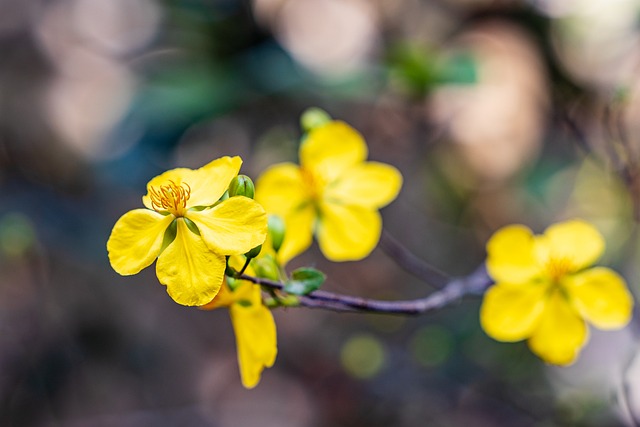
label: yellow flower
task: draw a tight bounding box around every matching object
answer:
[480,219,634,365]
[107,156,267,306]
[201,258,277,389]
[255,121,402,263]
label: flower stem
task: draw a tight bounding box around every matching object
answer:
[237,257,251,276]
[240,265,492,316]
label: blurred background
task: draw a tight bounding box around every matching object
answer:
[1,0,640,425]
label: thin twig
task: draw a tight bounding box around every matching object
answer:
[239,264,491,316]
[297,297,360,313]
[378,229,450,289]
[559,108,591,154]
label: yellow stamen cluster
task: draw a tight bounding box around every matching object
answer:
[544,256,574,282]
[301,168,324,201]
[149,181,191,216]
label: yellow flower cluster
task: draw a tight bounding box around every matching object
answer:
[107,113,635,387]
[106,115,405,387]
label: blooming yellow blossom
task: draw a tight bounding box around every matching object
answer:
[480,219,634,365]
[201,259,277,388]
[107,156,267,306]
[255,121,402,263]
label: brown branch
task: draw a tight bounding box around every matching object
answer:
[239,264,492,315]
[297,297,360,313]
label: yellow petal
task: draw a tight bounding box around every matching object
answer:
[324,162,403,208]
[200,280,235,309]
[300,121,368,184]
[486,225,541,283]
[200,258,256,309]
[156,219,226,306]
[277,205,315,265]
[255,163,309,216]
[107,209,174,275]
[195,156,244,205]
[316,202,381,261]
[187,196,267,255]
[233,280,258,302]
[535,219,605,272]
[480,282,547,342]
[564,267,634,330]
[143,156,242,209]
[230,298,277,389]
[528,290,588,365]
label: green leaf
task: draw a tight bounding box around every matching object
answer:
[284,267,326,295]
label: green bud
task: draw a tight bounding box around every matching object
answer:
[279,295,300,307]
[228,175,255,199]
[226,276,239,291]
[264,293,298,308]
[245,244,262,259]
[300,107,332,132]
[268,215,285,253]
[265,298,279,308]
[252,256,280,281]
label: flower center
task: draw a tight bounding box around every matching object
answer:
[149,180,191,217]
[544,256,574,282]
[301,168,324,201]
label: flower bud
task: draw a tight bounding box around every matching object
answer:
[279,294,300,307]
[268,215,285,253]
[228,175,255,199]
[226,276,240,291]
[300,107,332,132]
[252,256,280,281]
[245,244,262,259]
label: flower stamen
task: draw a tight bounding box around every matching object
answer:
[544,256,574,282]
[149,180,191,216]
[301,168,325,201]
